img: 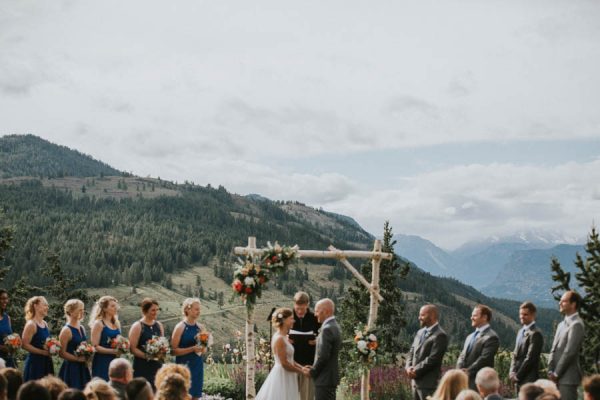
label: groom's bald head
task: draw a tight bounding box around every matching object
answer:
[315,298,335,323]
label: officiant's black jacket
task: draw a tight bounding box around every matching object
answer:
[292,309,321,365]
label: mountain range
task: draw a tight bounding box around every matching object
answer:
[0,134,562,348]
[393,233,584,307]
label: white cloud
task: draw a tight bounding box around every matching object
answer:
[324,160,600,249]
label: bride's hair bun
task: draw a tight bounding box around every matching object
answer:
[271,307,293,327]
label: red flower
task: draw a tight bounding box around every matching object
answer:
[259,276,266,284]
[271,256,278,262]
[245,287,253,294]
[232,280,242,292]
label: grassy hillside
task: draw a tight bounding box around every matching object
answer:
[0,134,121,178]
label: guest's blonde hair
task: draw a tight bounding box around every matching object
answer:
[39,375,68,400]
[181,298,201,317]
[24,296,47,321]
[155,363,191,392]
[155,373,190,400]
[83,378,117,400]
[64,299,84,318]
[430,369,469,400]
[88,296,119,329]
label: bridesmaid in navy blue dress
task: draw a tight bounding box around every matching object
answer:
[172,298,206,400]
[58,299,91,390]
[0,289,17,368]
[21,296,54,381]
[90,295,121,381]
[129,298,164,390]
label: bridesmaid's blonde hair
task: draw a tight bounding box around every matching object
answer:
[88,296,120,329]
[24,296,47,321]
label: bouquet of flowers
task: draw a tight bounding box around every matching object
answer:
[144,335,170,362]
[195,330,213,355]
[261,242,298,274]
[109,335,130,356]
[3,333,22,355]
[45,337,61,356]
[353,325,379,368]
[74,341,96,360]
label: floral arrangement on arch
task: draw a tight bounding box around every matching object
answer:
[231,242,298,306]
[351,324,379,371]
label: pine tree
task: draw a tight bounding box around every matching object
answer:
[338,221,410,357]
[0,210,14,282]
[550,227,600,373]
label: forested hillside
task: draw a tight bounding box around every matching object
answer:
[0,134,120,178]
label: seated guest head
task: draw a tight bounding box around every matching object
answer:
[83,379,117,400]
[155,363,190,393]
[155,373,188,400]
[534,379,561,398]
[39,376,68,400]
[57,390,86,400]
[518,383,545,400]
[108,358,133,384]
[431,369,469,400]
[456,389,483,400]
[293,291,310,317]
[584,374,600,400]
[0,373,7,400]
[475,367,500,398]
[17,381,51,400]
[537,394,560,400]
[0,368,23,400]
[125,378,153,400]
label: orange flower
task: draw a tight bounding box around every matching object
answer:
[367,341,378,350]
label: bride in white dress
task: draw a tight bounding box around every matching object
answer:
[256,307,304,400]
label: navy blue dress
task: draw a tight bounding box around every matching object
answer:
[175,322,204,397]
[91,321,120,381]
[133,321,163,389]
[0,312,17,368]
[23,322,54,381]
[59,325,91,390]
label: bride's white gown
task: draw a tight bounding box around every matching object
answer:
[256,332,300,400]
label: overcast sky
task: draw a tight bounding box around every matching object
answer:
[1,0,599,248]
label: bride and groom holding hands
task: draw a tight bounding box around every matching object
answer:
[256,295,341,400]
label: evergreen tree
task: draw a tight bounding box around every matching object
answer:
[338,221,410,357]
[550,227,600,374]
[0,210,14,282]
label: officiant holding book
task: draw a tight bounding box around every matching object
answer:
[290,291,321,400]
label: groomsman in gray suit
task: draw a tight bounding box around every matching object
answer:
[457,304,500,389]
[510,301,544,390]
[406,304,448,400]
[548,290,585,400]
[304,298,342,400]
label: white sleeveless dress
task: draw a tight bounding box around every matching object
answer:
[256,332,300,400]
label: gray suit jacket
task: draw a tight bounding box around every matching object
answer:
[457,326,500,384]
[548,314,585,385]
[406,324,448,390]
[509,324,544,384]
[310,317,341,388]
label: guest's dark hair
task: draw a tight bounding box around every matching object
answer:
[140,298,159,314]
[519,383,544,400]
[58,389,86,400]
[0,368,22,400]
[0,374,7,399]
[583,374,600,400]
[126,378,153,400]
[17,381,51,400]
[565,290,582,310]
[476,305,492,322]
[520,302,537,314]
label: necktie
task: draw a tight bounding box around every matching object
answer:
[466,330,480,354]
[516,327,525,347]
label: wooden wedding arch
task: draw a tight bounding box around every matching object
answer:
[233,236,393,400]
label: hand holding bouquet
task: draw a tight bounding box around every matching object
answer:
[74,341,96,361]
[195,330,213,355]
[144,336,170,362]
[45,337,61,356]
[110,335,130,356]
[3,333,22,355]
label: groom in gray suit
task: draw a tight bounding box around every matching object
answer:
[406,304,448,400]
[457,304,500,389]
[303,298,341,400]
[548,290,585,400]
